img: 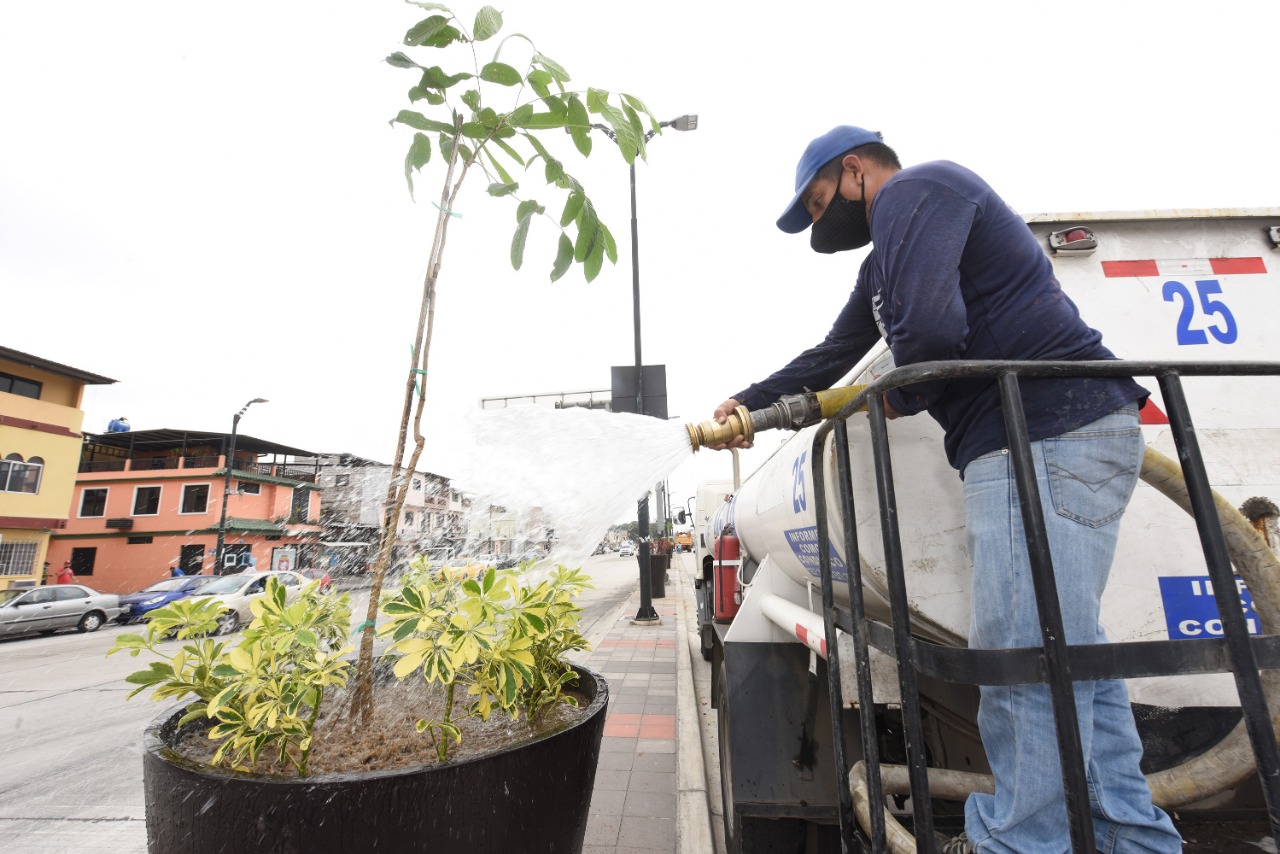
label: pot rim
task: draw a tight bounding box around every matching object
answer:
[143,661,609,785]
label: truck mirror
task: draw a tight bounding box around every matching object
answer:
[676,510,688,524]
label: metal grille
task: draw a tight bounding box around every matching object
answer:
[0,542,38,576]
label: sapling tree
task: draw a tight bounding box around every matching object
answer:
[351,2,659,721]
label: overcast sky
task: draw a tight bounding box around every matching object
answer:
[3,0,1278,518]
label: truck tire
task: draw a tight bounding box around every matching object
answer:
[716,659,742,854]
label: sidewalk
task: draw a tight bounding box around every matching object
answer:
[580,553,716,854]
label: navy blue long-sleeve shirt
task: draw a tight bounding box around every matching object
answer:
[733,161,1146,472]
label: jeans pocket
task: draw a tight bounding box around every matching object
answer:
[1045,426,1141,528]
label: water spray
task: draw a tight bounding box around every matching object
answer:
[686,385,868,452]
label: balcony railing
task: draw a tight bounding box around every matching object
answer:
[77,456,318,482]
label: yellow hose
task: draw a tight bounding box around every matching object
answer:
[850,444,1280,849]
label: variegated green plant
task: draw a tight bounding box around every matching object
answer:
[108,578,352,777]
[378,564,592,761]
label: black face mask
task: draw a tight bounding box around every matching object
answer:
[810,172,870,254]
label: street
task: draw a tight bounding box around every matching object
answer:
[0,552,640,854]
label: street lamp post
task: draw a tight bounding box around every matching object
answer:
[589,114,698,624]
[215,398,267,575]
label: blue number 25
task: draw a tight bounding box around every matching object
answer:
[1161,279,1238,345]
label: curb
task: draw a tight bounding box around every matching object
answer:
[672,555,717,854]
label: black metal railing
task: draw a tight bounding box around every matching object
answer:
[808,359,1280,853]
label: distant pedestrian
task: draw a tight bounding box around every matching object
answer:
[169,565,185,578]
[56,562,74,584]
[41,561,50,585]
[107,416,131,433]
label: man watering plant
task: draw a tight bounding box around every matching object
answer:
[709,126,1182,853]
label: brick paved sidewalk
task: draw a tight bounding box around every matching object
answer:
[582,596,681,854]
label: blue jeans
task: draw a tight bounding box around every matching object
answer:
[961,406,1182,853]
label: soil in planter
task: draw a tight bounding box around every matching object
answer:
[172,674,589,777]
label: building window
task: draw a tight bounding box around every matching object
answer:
[404,511,414,527]
[80,488,108,517]
[334,474,349,487]
[181,484,210,514]
[0,454,43,494]
[133,486,162,516]
[0,542,37,577]
[127,536,154,545]
[0,372,41,400]
[412,478,422,491]
[70,547,96,576]
[238,481,261,495]
[291,488,310,522]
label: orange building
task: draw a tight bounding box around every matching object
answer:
[48,429,322,594]
[0,347,116,590]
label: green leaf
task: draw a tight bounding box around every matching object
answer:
[484,147,514,185]
[584,240,605,282]
[533,53,570,83]
[420,66,473,90]
[550,233,573,282]
[386,52,420,70]
[566,94,591,156]
[411,88,446,105]
[573,204,598,264]
[544,158,565,186]
[404,15,451,46]
[296,629,317,648]
[480,62,521,86]
[461,121,488,140]
[391,110,454,134]
[600,221,618,264]
[621,93,653,118]
[507,104,534,129]
[559,191,584,227]
[492,135,525,166]
[405,1,449,9]
[473,6,502,40]
[510,214,532,270]
[512,111,563,130]
[516,199,543,222]
[486,182,518,197]
[404,133,432,197]
[461,89,481,112]
[526,69,552,99]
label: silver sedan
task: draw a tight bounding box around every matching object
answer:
[0,585,122,637]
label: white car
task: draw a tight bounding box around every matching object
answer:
[618,543,634,557]
[192,571,305,635]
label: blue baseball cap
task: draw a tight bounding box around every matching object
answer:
[777,125,883,234]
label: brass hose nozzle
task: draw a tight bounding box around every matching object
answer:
[686,405,755,452]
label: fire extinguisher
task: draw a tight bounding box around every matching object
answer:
[713,528,742,623]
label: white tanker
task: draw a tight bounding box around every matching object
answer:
[690,208,1280,853]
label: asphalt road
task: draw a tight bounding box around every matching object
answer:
[0,552,639,854]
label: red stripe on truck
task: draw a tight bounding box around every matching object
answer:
[1209,257,1267,275]
[1103,260,1159,278]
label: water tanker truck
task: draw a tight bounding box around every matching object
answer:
[685,208,1280,852]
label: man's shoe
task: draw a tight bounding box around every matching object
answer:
[940,833,976,854]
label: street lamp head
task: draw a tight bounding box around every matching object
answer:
[248,398,268,405]
[670,114,698,132]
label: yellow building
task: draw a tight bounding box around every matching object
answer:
[0,347,115,590]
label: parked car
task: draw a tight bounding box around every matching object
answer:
[431,558,487,581]
[618,542,635,557]
[298,567,332,591]
[190,571,305,635]
[0,585,122,637]
[116,575,219,624]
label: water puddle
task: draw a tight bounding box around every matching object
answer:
[445,406,692,566]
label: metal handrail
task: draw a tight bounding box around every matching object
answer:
[809,359,1280,853]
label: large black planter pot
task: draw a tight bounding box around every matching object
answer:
[648,554,669,599]
[142,664,608,854]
